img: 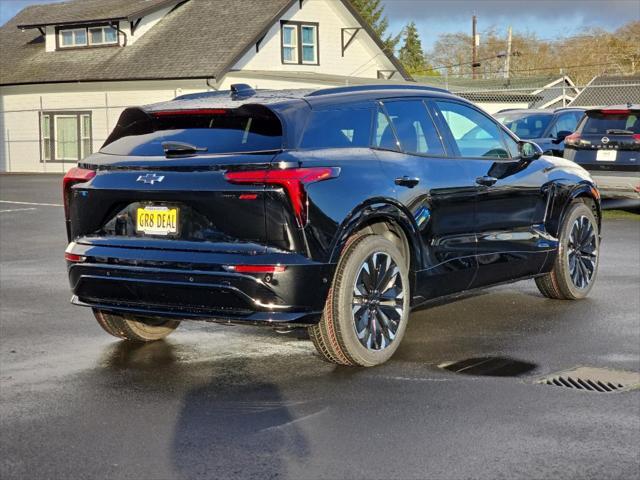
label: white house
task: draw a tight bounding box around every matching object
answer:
[0,0,410,172]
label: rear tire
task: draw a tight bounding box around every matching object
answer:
[309,234,410,367]
[535,201,599,300]
[93,309,180,342]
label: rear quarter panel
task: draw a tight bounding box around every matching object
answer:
[278,148,397,263]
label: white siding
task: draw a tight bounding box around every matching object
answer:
[232,0,398,79]
[45,26,55,52]
[0,80,213,172]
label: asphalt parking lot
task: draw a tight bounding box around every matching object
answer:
[1,174,639,480]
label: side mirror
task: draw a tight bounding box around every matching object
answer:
[553,130,572,144]
[519,141,543,161]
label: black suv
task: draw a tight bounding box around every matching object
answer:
[563,105,640,204]
[64,85,601,366]
[495,107,585,157]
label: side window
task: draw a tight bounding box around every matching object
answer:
[501,131,519,159]
[383,100,445,156]
[550,112,580,137]
[434,101,510,158]
[301,107,372,149]
[372,106,400,151]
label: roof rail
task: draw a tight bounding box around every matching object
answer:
[306,84,451,97]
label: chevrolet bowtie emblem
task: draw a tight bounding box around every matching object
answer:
[136,173,165,185]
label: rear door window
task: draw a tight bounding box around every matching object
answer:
[301,106,373,149]
[434,101,510,158]
[495,112,552,139]
[550,112,581,138]
[382,100,445,156]
[372,106,400,151]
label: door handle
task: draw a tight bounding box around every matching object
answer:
[476,175,498,187]
[395,176,420,188]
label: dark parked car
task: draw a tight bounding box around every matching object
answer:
[495,107,585,156]
[64,85,601,367]
[563,105,640,204]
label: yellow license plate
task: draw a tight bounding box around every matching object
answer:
[136,206,178,236]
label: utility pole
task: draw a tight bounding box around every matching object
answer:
[472,15,478,79]
[504,26,512,80]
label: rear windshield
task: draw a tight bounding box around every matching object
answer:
[495,112,553,139]
[101,105,283,156]
[580,111,640,135]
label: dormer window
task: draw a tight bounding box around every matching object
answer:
[57,24,119,49]
[60,28,87,47]
[89,26,118,45]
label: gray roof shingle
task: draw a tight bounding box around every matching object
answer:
[14,0,182,27]
[0,0,294,85]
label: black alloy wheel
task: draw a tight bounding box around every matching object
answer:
[352,252,405,350]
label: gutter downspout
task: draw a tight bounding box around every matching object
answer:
[110,21,128,46]
[206,77,219,91]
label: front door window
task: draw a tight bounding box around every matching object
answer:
[434,101,511,158]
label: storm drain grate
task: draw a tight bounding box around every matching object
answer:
[537,367,640,393]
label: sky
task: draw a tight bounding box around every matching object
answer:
[1,0,639,49]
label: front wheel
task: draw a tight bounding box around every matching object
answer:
[535,201,600,300]
[309,234,410,367]
[93,309,180,342]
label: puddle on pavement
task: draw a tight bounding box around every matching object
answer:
[439,356,537,377]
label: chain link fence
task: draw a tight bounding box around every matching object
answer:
[417,76,640,113]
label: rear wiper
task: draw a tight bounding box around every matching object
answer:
[162,141,208,157]
[605,129,634,135]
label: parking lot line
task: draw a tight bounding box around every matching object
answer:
[0,207,38,213]
[0,200,63,207]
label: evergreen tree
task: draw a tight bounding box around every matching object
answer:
[398,22,427,74]
[349,0,399,53]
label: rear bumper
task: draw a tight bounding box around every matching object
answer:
[66,240,333,326]
[590,172,640,201]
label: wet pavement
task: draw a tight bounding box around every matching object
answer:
[1,174,639,480]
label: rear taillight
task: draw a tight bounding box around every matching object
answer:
[224,167,340,226]
[64,252,86,263]
[633,134,640,144]
[564,132,581,147]
[63,167,96,217]
[151,109,228,117]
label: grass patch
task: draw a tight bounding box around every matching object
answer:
[602,209,640,220]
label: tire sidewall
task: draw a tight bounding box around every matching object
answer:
[334,235,410,366]
[556,202,600,299]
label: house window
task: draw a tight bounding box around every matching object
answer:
[282,25,298,63]
[60,28,87,47]
[301,25,317,63]
[280,21,319,65]
[58,24,118,49]
[41,115,51,161]
[88,26,118,45]
[40,112,92,162]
